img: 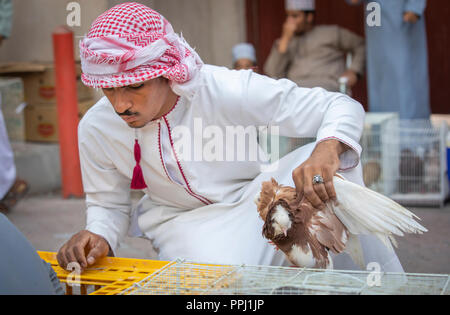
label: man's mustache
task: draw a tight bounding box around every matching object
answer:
[116,109,138,116]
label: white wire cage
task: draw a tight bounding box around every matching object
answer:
[360,113,401,196]
[361,114,449,207]
[120,259,449,295]
[259,112,449,207]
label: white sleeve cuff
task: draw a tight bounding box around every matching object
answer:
[85,206,130,254]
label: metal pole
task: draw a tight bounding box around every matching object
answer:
[52,26,83,198]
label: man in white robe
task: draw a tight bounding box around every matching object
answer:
[0,0,15,206]
[0,108,16,211]
[57,2,403,272]
[0,0,28,213]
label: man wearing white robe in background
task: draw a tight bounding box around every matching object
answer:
[0,0,28,213]
[0,0,15,206]
[0,107,16,210]
[57,2,404,273]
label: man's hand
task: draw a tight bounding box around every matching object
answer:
[282,18,297,41]
[278,18,297,53]
[339,70,359,88]
[403,11,419,23]
[292,140,348,210]
[57,230,111,271]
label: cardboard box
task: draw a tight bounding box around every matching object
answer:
[0,77,26,141]
[25,99,95,142]
[0,61,93,105]
[25,104,58,142]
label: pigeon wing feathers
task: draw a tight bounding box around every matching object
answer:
[332,176,427,251]
[344,234,365,270]
[300,202,347,255]
[334,175,427,233]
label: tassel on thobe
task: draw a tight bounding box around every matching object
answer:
[131,138,147,189]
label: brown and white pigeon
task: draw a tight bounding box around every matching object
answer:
[255,175,427,269]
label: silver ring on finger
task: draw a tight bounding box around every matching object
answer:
[312,174,324,185]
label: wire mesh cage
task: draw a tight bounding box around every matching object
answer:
[360,113,400,196]
[258,113,449,206]
[361,114,449,207]
[120,259,449,295]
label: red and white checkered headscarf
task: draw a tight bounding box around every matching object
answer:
[80,2,203,88]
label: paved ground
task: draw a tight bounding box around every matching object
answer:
[4,192,450,275]
[5,191,157,260]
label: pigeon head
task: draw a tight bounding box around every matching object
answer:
[256,178,299,239]
[270,204,292,237]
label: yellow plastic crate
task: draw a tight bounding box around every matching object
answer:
[39,252,450,295]
[38,251,170,295]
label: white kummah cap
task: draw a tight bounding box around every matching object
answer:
[232,43,256,63]
[285,0,315,11]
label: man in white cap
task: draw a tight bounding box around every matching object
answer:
[232,42,257,71]
[57,3,403,273]
[264,0,365,92]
